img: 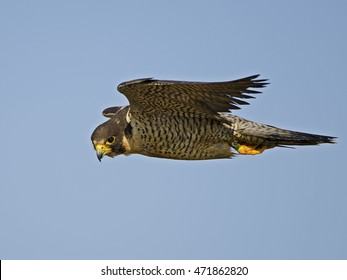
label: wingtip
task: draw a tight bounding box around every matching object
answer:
[243,74,270,87]
[326,136,337,144]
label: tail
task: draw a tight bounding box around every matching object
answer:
[240,123,335,146]
[228,116,336,154]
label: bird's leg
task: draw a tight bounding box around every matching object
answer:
[232,143,267,155]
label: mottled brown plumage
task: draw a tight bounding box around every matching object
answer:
[91,75,335,161]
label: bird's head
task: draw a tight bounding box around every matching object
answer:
[91,106,130,161]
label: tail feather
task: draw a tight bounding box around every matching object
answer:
[230,116,336,147]
[257,126,336,146]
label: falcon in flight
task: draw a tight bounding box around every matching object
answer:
[91,75,335,161]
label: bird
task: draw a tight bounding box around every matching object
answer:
[91,75,335,161]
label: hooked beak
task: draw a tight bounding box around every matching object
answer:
[94,144,112,162]
[96,149,104,162]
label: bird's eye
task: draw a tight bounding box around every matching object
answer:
[106,136,116,145]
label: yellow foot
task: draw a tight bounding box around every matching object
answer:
[237,144,266,155]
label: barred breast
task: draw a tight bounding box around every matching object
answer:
[130,115,235,160]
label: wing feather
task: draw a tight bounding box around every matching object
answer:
[117,75,268,122]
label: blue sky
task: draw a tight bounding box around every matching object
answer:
[1,0,346,259]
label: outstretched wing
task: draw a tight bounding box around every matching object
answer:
[117,75,268,122]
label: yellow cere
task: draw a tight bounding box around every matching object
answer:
[94,144,112,153]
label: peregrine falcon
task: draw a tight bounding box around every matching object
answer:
[91,75,335,161]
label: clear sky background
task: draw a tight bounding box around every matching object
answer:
[1,0,346,260]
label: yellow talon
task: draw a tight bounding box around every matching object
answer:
[237,145,266,155]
